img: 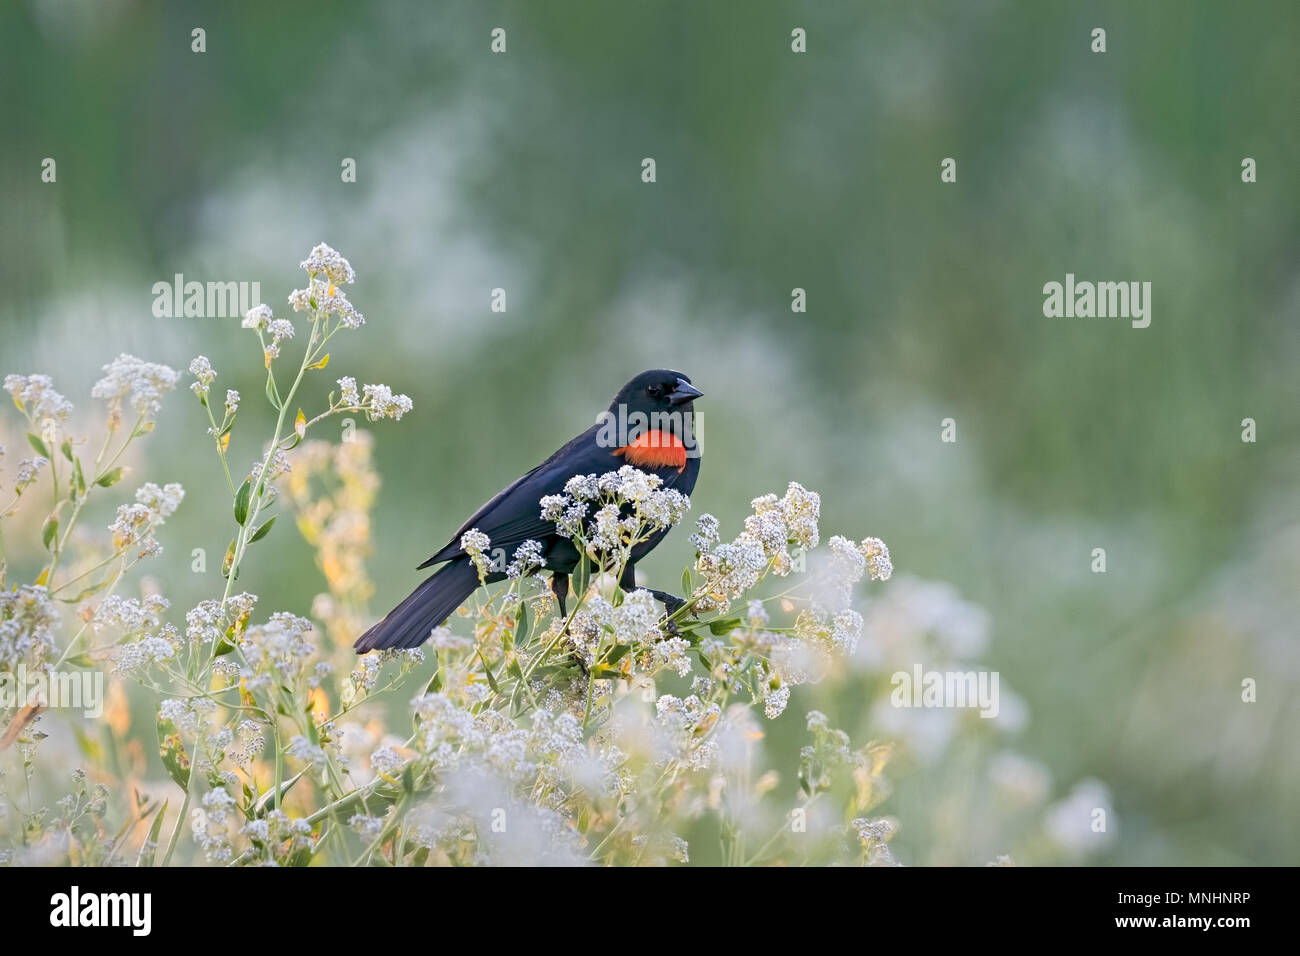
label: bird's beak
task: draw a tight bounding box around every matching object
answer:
[669,378,703,405]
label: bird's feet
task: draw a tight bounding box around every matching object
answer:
[644,589,690,637]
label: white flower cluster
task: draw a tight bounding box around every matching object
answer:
[799,710,866,795]
[241,808,316,864]
[349,813,385,842]
[653,693,721,771]
[299,242,356,285]
[188,356,216,398]
[231,719,266,768]
[159,695,217,735]
[287,244,363,328]
[287,734,328,770]
[289,279,365,329]
[107,482,185,556]
[460,528,493,579]
[239,612,316,690]
[184,593,256,646]
[506,539,546,579]
[250,449,292,484]
[11,455,48,493]
[242,303,274,331]
[851,816,901,866]
[538,465,690,556]
[3,373,73,439]
[692,483,821,610]
[0,585,60,672]
[95,594,180,672]
[91,354,179,422]
[335,376,413,421]
[191,788,237,863]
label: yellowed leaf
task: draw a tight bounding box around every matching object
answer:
[0,703,45,751]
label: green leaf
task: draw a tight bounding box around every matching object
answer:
[265,373,281,409]
[477,650,501,693]
[708,617,743,636]
[64,579,111,603]
[681,567,692,597]
[41,516,58,551]
[136,801,168,868]
[26,432,50,457]
[606,644,630,666]
[95,467,125,488]
[213,635,236,657]
[221,537,237,578]
[73,457,86,496]
[157,717,191,790]
[253,768,308,817]
[234,478,252,526]
[514,600,530,644]
[60,440,74,461]
[248,515,277,543]
[573,552,591,600]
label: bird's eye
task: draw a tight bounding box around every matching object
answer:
[646,384,663,398]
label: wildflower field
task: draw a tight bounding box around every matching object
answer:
[2,1,1297,871]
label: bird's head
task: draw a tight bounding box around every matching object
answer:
[609,369,703,417]
[601,370,703,467]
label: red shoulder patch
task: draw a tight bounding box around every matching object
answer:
[615,430,687,472]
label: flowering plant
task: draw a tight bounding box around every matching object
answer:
[0,245,914,867]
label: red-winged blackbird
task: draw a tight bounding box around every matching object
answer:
[354,370,703,652]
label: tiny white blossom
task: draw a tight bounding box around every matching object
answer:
[91,354,178,421]
[360,383,412,421]
[337,376,360,405]
[243,304,274,330]
[507,539,547,578]
[267,318,295,342]
[4,374,73,437]
[188,356,216,390]
[300,243,356,284]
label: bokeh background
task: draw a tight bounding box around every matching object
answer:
[2,0,1297,865]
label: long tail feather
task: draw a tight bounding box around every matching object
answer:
[353,558,479,652]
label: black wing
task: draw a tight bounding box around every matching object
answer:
[417,426,602,568]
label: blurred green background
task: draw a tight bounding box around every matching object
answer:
[2,0,1297,864]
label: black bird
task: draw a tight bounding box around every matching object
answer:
[354,370,703,652]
